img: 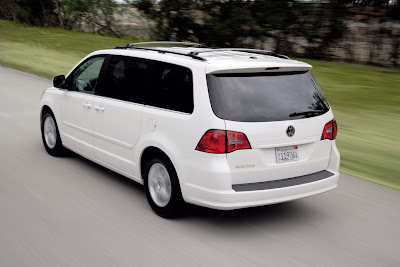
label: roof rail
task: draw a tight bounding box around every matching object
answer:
[115,42,207,61]
[188,48,289,59]
[130,47,207,61]
[114,42,288,61]
[115,41,206,49]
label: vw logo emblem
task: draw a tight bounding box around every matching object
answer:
[286,126,295,137]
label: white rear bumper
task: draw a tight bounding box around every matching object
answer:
[184,172,339,210]
[180,141,340,210]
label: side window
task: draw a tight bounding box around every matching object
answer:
[71,56,105,94]
[146,62,193,114]
[101,56,148,103]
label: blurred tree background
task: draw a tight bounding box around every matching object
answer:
[0,0,399,65]
[133,0,400,65]
[0,0,122,37]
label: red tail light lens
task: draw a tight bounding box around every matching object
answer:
[333,119,337,139]
[195,130,226,153]
[196,130,251,154]
[321,119,337,140]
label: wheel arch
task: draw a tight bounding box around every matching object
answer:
[40,105,54,119]
[140,146,177,181]
[40,105,55,129]
[139,145,186,194]
[40,104,64,145]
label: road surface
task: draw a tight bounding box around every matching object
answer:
[0,65,399,266]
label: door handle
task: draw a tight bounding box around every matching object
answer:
[82,103,91,109]
[94,105,105,112]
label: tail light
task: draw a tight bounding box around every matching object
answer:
[196,130,251,154]
[321,119,337,140]
[195,130,226,153]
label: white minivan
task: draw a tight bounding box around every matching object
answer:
[40,42,340,217]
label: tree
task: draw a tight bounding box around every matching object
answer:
[134,0,347,58]
[336,0,393,6]
[195,0,256,47]
[53,0,122,37]
[0,0,56,25]
[0,0,26,22]
[84,0,122,37]
[297,1,347,59]
[54,0,91,29]
[133,0,198,40]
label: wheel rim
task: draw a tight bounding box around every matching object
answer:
[44,116,57,149]
[148,163,172,207]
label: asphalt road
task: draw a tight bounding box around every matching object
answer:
[0,65,399,266]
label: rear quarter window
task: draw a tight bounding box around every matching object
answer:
[145,61,194,114]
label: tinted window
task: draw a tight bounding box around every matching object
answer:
[71,56,105,94]
[101,56,148,103]
[146,62,193,114]
[207,71,330,122]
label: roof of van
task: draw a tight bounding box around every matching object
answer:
[93,46,312,74]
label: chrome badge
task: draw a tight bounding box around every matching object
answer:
[286,126,295,137]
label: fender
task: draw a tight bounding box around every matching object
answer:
[40,88,65,135]
[133,133,185,186]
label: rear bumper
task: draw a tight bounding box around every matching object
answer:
[184,171,339,210]
[180,140,340,210]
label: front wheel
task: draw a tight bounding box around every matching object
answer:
[41,111,65,156]
[143,156,184,218]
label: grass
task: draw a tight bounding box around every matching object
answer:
[1,20,399,190]
[0,20,147,78]
[301,59,400,190]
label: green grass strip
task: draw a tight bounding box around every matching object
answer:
[0,20,147,78]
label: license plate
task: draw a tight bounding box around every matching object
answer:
[275,145,299,163]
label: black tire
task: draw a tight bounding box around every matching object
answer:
[41,111,65,157]
[143,156,184,218]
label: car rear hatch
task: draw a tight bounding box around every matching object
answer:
[206,67,334,185]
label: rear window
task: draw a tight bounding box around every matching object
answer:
[207,71,330,122]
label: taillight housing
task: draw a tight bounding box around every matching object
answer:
[321,119,337,140]
[196,130,251,154]
[227,131,252,152]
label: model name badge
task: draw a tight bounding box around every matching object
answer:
[235,164,255,169]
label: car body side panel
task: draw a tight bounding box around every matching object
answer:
[41,89,94,159]
[134,64,230,200]
[93,97,143,177]
[58,91,95,159]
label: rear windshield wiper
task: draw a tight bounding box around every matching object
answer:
[289,110,326,118]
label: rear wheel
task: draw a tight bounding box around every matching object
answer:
[143,156,184,218]
[41,111,65,156]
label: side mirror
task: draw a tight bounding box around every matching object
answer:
[53,75,66,88]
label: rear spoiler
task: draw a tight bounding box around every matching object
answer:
[206,65,312,75]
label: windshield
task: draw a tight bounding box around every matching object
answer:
[206,71,330,122]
